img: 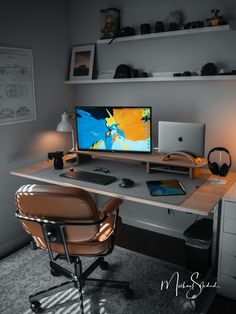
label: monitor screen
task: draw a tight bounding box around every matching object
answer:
[75,106,152,153]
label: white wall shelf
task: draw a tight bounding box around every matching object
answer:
[96,25,231,45]
[65,75,236,85]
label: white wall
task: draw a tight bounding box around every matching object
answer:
[68,0,236,237]
[0,0,75,257]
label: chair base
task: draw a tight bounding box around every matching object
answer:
[29,256,133,313]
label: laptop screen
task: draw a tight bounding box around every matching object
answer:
[158,121,205,157]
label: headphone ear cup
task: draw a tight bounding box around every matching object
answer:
[209,162,219,175]
[219,163,229,177]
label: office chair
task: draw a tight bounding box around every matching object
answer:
[15,184,133,313]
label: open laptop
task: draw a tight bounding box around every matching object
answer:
[158,121,205,157]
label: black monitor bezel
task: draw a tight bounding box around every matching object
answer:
[75,106,152,154]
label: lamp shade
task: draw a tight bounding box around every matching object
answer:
[56,112,75,151]
[56,112,73,132]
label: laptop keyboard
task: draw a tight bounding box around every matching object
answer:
[60,170,116,186]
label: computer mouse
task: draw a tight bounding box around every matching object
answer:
[119,178,135,188]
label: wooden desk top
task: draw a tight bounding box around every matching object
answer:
[10,158,236,216]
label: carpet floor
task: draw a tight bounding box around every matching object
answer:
[0,245,205,314]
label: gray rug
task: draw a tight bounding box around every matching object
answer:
[0,245,200,314]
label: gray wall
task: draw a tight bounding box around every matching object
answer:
[68,0,236,237]
[1,0,236,255]
[0,0,75,257]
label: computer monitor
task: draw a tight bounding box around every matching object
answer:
[158,121,205,157]
[75,106,152,153]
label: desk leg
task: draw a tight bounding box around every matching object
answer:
[211,201,222,275]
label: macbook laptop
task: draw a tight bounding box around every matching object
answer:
[158,121,205,157]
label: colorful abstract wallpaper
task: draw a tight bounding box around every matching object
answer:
[76,107,151,152]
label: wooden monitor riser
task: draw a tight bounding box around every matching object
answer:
[75,151,207,179]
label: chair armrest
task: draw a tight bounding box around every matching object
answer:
[102,197,123,214]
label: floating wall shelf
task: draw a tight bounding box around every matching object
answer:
[65,75,236,85]
[96,25,231,44]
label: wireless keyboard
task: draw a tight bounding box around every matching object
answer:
[60,169,116,186]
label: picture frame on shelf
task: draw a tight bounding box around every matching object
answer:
[69,44,95,80]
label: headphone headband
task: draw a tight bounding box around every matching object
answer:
[207,146,232,167]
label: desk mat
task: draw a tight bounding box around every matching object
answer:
[32,159,208,206]
[145,172,207,205]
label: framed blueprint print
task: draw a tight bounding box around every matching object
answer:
[0,47,36,126]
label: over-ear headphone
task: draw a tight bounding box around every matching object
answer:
[207,147,232,177]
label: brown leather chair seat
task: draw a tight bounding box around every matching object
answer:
[15,184,133,314]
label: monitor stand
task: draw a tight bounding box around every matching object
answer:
[75,150,207,179]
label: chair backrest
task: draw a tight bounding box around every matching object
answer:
[16,184,101,244]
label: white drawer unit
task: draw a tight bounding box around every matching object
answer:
[221,232,236,256]
[223,217,236,235]
[224,201,236,219]
[218,182,236,300]
[218,274,236,300]
[220,254,236,277]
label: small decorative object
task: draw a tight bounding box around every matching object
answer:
[184,21,204,29]
[173,73,182,77]
[182,71,192,77]
[218,69,236,76]
[155,21,164,32]
[152,72,173,77]
[140,23,151,34]
[173,71,198,77]
[69,45,95,80]
[168,22,178,31]
[48,151,64,170]
[167,11,184,31]
[119,27,135,37]
[201,62,218,76]
[100,8,120,39]
[132,69,140,78]
[140,71,148,78]
[206,9,228,27]
[98,70,114,79]
[210,9,220,26]
[114,64,132,79]
[219,68,226,75]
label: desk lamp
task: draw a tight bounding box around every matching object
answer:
[56,112,75,151]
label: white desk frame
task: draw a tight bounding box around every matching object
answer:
[11,157,236,312]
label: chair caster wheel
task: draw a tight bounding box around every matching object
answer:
[50,269,61,277]
[30,301,42,313]
[124,288,134,299]
[100,261,109,270]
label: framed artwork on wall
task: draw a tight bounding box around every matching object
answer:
[69,44,95,80]
[0,46,36,126]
